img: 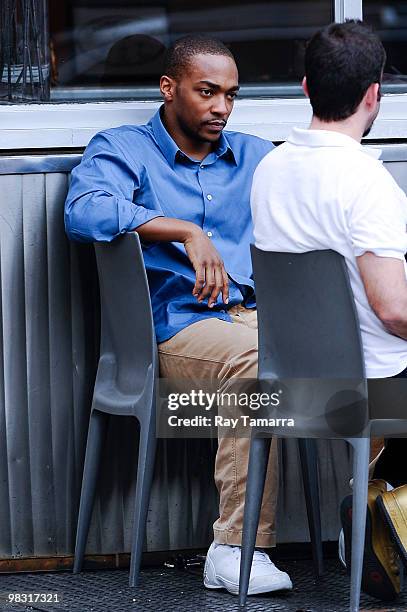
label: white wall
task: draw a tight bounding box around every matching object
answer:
[1,94,407,150]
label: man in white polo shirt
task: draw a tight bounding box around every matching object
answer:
[251,20,407,602]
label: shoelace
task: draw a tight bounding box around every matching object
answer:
[230,546,273,565]
[253,549,273,565]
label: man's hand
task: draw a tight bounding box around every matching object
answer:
[136,217,229,308]
[184,227,229,308]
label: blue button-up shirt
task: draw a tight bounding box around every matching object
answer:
[65,108,273,343]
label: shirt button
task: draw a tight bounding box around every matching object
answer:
[206,194,213,201]
[207,231,213,237]
[200,165,205,169]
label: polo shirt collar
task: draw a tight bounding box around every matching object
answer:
[151,107,237,168]
[287,127,382,160]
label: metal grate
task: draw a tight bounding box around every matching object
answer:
[0,559,406,612]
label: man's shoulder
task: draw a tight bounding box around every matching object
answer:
[94,123,152,145]
[224,130,274,157]
[258,140,385,180]
[342,148,393,187]
[82,123,154,164]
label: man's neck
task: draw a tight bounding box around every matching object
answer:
[309,116,363,143]
[161,109,212,161]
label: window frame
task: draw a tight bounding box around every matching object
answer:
[47,0,359,102]
[1,0,407,149]
[0,0,390,105]
[335,0,362,21]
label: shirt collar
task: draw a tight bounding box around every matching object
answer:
[287,127,382,160]
[150,108,180,168]
[150,107,237,168]
[215,131,238,165]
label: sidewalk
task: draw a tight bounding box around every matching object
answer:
[1,559,406,612]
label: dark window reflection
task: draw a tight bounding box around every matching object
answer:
[49,1,333,94]
[364,1,407,84]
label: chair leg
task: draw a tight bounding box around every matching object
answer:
[347,437,370,612]
[298,438,324,577]
[73,409,109,573]
[129,411,157,587]
[239,434,272,608]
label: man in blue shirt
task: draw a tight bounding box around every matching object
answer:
[65,35,292,596]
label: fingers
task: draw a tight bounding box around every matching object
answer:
[198,265,215,305]
[207,266,224,308]
[192,264,205,298]
[185,231,229,307]
[221,265,229,305]
[194,261,229,308]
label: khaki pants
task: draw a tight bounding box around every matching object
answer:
[158,304,278,548]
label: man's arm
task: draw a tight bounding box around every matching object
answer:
[65,131,228,307]
[357,252,407,339]
[136,217,229,308]
[65,131,162,243]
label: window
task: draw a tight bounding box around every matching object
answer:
[48,0,333,100]
[2,1,406,103]
[364,1,407,91]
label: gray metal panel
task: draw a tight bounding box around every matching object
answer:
[0,167,219,557]
[0,146,406,560]
[0,144,405,174]
[0,156,82,175]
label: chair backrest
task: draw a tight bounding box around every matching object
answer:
[251,247,365,381]
[93,233,157,408]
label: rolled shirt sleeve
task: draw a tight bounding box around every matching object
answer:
[64,131,163,242]
[348,163,407,260]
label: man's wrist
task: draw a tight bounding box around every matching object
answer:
[183,222,203,243]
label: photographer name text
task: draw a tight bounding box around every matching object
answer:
[167,415,295,428]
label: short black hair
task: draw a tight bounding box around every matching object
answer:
[164,34,235,79]
[305,20,386,121]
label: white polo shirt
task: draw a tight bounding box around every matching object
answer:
[251,128,407,378]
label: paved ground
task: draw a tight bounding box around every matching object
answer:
[0,558,406,612]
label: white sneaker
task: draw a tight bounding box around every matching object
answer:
[203,542,293,595]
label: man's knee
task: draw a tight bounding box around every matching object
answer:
[228,344,258,379]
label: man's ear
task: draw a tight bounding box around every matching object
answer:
[364,82,380,110]
[302,76,309,98]
[160,75,176,101]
